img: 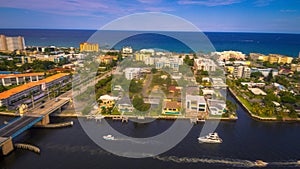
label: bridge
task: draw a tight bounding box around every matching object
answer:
[0,70,114,156]
[0,92,71,156]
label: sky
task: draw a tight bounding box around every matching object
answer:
[0,0,299,33]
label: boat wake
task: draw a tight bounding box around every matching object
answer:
[154,156,300,168]
[43,143,111,156]
[153,156,256,168]
[269,161,300,167]
[113,138,160,145]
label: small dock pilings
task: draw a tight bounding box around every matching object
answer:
[34,121,74,128]
[14,143,40,154]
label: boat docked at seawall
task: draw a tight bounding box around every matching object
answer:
[198,132,222,144]
[103,135,115,141]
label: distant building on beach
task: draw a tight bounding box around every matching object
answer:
[213,51,246,61]
[250,53,293,64]
[79,42,99,52]
[0,34,25,51]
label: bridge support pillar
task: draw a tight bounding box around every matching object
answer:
[1,137,14,156]
[36,115,50,125]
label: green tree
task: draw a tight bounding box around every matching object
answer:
[151,68,158,74]
[265,69,273,82]
[129,80,142,93]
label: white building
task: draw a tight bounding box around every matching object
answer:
[194,58,217,72]
[211,78,227,88]
[186,95,207,114]
[140,49,155,55]
[233,66,251,79]
[208,99,226,116]
[251,68,278,77]
[144,56,183,72]
[122,46,133,54]
[123,68,141,80]
[213,51,246,61]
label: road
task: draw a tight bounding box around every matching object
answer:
[73,70,114,97]
[0,116,39,138]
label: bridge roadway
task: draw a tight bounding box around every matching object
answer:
[0,93,71,147]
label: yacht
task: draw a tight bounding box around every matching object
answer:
[198,132,222,143]
[254,160,268,167]
[103,135,115,141]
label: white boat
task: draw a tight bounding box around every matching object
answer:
[198,132,222,143]
[103,135,115,140]
[254,160,268,167]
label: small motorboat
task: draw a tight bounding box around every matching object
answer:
[254,160,268,167]
[103,135,115,140]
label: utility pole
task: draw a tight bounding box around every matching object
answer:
[31,94,35,108]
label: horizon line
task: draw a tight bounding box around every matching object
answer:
[0,28,299,35]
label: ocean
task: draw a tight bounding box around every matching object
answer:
[0,29,299,57]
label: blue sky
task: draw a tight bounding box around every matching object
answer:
[0,0,299,33]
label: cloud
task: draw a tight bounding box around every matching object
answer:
[254,0,273,7]
[0,0,139,17]
[0,0,175,18]
[144,7,174,12]
[280,9,297,13]
[137,0,162,4]
[178,0,242,6]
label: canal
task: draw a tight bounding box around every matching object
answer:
[1,92,300,169]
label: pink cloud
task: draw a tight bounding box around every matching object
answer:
[137,0,162,4]
[178,0,242,6]
[0,0,128,17]
[144,7,174,12]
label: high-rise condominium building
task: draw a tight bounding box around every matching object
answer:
[0,35,25,51]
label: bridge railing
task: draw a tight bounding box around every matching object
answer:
[0,117,22,130]
[11,116,43,139]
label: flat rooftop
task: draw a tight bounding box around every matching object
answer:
[0,73,69,100]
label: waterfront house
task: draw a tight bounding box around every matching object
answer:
[116,97,134,113]
[186,95,207,117]
[207,99,226,116]
[98,95,119,109]
[162,100,181,115]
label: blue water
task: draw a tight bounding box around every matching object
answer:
[0,29,299,57]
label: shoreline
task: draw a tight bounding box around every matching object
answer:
[0,112,237,122]
[228,87,300,122]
